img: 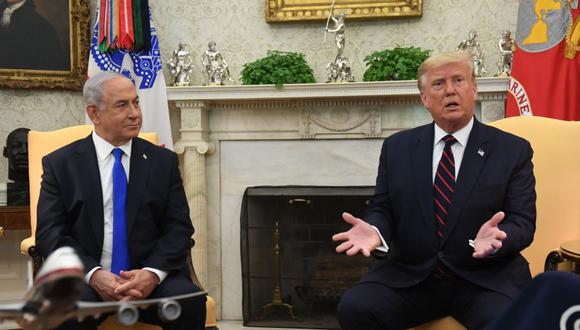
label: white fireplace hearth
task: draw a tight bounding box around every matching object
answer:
[166,78,509,321]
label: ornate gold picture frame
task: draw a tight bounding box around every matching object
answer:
[265,0,422,23]
[0,0,90,90]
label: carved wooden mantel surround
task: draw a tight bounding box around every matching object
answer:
[167,77,509,316]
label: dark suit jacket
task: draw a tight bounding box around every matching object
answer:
[36,136,194,275]
[362,119,536,298]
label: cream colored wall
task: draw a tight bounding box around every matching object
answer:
[0,0,519,179]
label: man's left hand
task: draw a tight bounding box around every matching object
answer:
[472,211,507,258]
[114,269,160,299]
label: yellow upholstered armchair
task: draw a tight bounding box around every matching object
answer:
[21,125,217,329]
[414,116,580,330]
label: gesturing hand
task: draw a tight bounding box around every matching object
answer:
[332,212,381,257]
[472,211,507,258]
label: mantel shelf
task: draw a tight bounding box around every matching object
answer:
[166,77,509,102]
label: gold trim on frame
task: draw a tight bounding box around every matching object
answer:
[0,0,90,90]
[265,0,422,23]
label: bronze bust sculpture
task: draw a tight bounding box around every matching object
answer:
[3,127,30,205]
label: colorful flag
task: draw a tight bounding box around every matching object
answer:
[506,0,580,120]
[88,2,173,149]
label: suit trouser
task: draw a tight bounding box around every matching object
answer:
[337,274,512,330]
[58,269,206,330]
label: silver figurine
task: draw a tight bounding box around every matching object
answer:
[325,12,354,83]
[496,30,515,77]
[201,41,232,86]
[457,30,488,77]
[167,42,194,86]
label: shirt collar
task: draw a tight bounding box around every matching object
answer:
[433,116,474,147]
[6,0,26,12]
[92,131,132,161]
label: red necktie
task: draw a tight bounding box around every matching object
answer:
[433,135,457,240]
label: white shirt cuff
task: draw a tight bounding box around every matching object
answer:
[371,225,389,253]
[85,266,102,284]
[143,267,167,283]
[469,239,500,255]
[85,266,168,285]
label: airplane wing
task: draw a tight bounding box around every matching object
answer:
[76,290,208,326]
[0,290,208,329]
[0,246,207,328]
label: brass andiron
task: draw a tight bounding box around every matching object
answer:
[260,221,298,320]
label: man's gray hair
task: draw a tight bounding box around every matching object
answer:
[82,71,130,109]
[417,51,475,91]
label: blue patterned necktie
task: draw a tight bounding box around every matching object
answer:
[433,135,457,240]
[111,148,129,275]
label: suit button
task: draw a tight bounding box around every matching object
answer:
[437,252,443,258]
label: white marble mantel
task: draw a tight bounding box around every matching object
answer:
[166,78,509,320]
[167,77,508,101]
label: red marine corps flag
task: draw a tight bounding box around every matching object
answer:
[506,0,580,120]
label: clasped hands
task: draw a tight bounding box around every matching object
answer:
[89,268,159,301]
[332,211,507,259]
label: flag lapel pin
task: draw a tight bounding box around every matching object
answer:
[477,148,485,157]
[143,154,147,160]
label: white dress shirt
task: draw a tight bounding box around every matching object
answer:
[85,131,167,284]
[373,117,474,252]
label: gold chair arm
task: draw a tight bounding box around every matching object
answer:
[20,236,35,255]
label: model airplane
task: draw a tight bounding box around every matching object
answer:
[0,246,206,330]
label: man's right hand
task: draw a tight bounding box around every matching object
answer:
[89,269,142,301]
[332,212,381,257]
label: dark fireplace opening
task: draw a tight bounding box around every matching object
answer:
[241,186,374,329]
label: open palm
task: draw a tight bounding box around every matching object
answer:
[332,212,381,257]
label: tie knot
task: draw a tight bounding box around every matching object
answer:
[112,148,124,160]
[443,135,457,147]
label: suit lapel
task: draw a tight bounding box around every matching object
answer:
[74,135,105,249]
[126,138,151,236]
[441,120,491,246]
[411,123,437,232]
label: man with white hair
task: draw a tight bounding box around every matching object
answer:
[36,72,206,329]
[334,51,536,330]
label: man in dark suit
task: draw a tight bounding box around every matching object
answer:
[35,71,206,329]
[333,51,536,330]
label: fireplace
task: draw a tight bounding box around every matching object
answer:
[168,79,508,321]
[241,186,374,329]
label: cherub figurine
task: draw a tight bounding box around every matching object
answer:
[167,42,194,86]
[458,30,488,77]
